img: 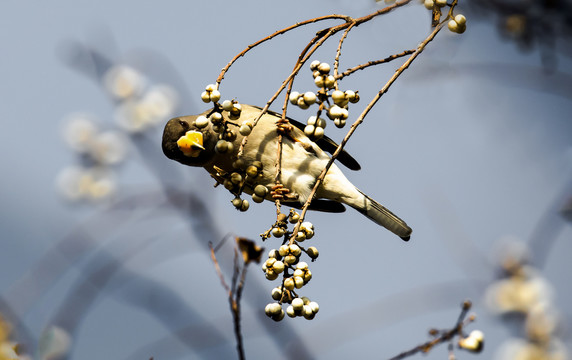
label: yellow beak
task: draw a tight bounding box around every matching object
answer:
[177,130,204,157]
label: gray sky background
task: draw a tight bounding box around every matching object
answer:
[1,0,571,359]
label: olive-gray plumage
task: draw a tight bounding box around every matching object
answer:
[162,104,412,240]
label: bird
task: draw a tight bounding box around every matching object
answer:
[162,104,412,240]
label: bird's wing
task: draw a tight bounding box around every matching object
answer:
[258,106,362,171]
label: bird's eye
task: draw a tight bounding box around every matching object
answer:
[179,120,189,131]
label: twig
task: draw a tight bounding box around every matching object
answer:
[336,49,416,80]
[388,300,474,360]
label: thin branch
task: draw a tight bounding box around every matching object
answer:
[388,300,474,360]
[336,49,416,80]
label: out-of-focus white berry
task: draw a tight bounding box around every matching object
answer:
[91,131,127,165]
[289,91,300,104]
[62,113,98,153]
[303,92,317,105]
[458,330,484,353]
[103,65,145,99]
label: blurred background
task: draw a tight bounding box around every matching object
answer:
[1,0,571,359]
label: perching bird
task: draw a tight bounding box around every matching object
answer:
[162,104,412,240]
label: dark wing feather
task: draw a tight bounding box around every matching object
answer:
[258,106,361,171]
[284,199,347,213]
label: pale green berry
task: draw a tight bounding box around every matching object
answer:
[289,91,300,104]
[309,301,319,313]
[272,260,285,274]
[310,60,321,71]
[455,14,466,26]
[230,172,242,184]
[340,108,349,120]
[232,197,242,208]
[265,270,279,280]
[245,165,259,178]
[303,305,315,319]
[423,0,434,9]
[331,90,345,104]
[318,62,331,74]
[210,90,221,103]
[215,140,228,153]
[313,127,324,139]
[301,297,311,305]
[297,97,310,109]
[435,0,446,6]
[254,184,268,197]
[278,245,289,257]
[284,277,295,290]
[272,227,285,237]
[209,112,223,124]
[307,116,317,126]
[334,118,346,128]
[348,92,360,103]
[240,199,249,212]
[223,179,234,191]
[265,257,276,268]
[272,309,285,322]
[312,70,321,79]
[271,287,282,300]
[324,75,336,89]
[296,231,306,242]
[292,297,304,311]
[205,84,217,92]
[293,269,304,278]
[268,249,281,259]
[328,105,343,119]
[239,124,252,136]
[289,212,300,223]
[303,92,317,105]
[304,125,316,137]
[314,75,325,88]
[195,115,209,128]
[252,193,264,203]
[304,270,312,282]
[297,261,308,270]
[315,117,326,128]
[294,276,304,288]
[286,305,296,318]
[221,100,233,111]
[284,254,297,265]
[289,244,302,256]
[307,246,319,259]
[200,91,211,103]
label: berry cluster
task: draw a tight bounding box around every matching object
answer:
[423,0,467,34]
[260,210,320,321]
[288,60,360,139]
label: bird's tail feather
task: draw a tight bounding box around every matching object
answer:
[354,190,412,241]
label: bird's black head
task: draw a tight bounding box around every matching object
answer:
[162,115,216,167]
